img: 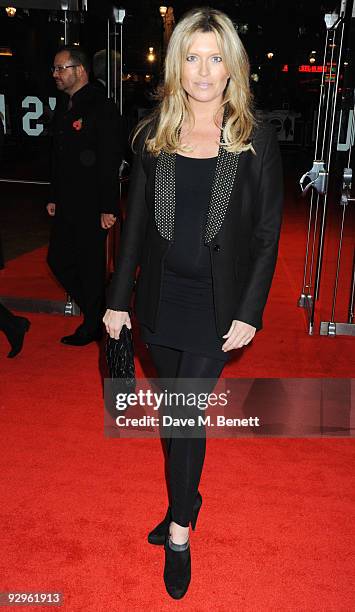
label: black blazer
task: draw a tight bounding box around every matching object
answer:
[50,83,123,219]
[107,120,283,335]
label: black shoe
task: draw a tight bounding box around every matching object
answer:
[190,492,202,531]
[7,317,31,358]
[164,535,191,600]
[148,506,171,545]
[148,492,202,546]
[60,328,102,346]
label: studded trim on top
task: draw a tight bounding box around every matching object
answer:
[154,149,176,242]
[154,135,240,244]
[205,145,240,243]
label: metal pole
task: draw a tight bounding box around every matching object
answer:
[313,10,346,305]
[330,205,347,322]
[300,28,329,301]
[120,22,123,115]
[329,108,355,324]
[348,249,355,324]
[64,10,68,44]
[114,23,117,105]
[112,8,126,115]
[315,29,330,158]
[320,30,336,161]
[106,18,111,99]
[300,190,315,297]
[0,178,50,185]
[309,193,321,294]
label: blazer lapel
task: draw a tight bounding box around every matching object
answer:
[204,144,240,243]
[154,149,176,241]
[154,134,240,244]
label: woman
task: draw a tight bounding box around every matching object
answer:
[104,7,283,600]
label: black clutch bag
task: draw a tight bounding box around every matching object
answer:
[105,324,136,392]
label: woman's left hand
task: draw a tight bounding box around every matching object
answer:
[222,319,256,352]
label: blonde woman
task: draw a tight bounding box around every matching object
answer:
[104,7,283,599]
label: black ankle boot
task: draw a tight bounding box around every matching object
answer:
[148,492,202,546]
[6,316,31,358]
[148,506,171,545]
[164,535,191,600]
[190,491,202,531]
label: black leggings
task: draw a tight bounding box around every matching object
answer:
[148,344,225,527]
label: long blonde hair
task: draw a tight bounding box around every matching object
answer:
[133,7,256,155]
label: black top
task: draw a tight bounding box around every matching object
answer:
[164,153,217,279]
[141,153,230,361]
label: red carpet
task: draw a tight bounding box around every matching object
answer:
[1,317,354,610]
[0,246,64,300]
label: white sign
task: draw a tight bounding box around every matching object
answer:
[0,93,57,135]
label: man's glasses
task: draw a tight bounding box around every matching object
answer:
[51,64,80,74]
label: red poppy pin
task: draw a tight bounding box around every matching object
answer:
[72,118,83,131]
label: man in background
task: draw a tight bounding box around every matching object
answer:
[47,45,123,346]
[92,49,120,96]
[92,49,132,166]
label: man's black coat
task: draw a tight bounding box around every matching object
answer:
[50,82,123,220]
[107,121,283,336]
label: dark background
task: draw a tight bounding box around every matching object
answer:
[0,0,343,112]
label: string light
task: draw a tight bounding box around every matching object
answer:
[0,47,12,56]
[5,7,16,17]
[147,47,156,62]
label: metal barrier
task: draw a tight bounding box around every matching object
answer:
[298,0,355,337]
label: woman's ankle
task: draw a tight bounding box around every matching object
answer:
[169,521,189,545]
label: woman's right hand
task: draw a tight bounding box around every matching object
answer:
[103,309,131,339]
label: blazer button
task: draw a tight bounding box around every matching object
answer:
[213,244,221,252]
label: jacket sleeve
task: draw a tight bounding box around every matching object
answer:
[234,125,283,331]
[96,99,124,215]
[106,133,148,311]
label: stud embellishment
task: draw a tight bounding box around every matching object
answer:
[155,150,176,241]
[204,147,240,244]
[154,130,240,243]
